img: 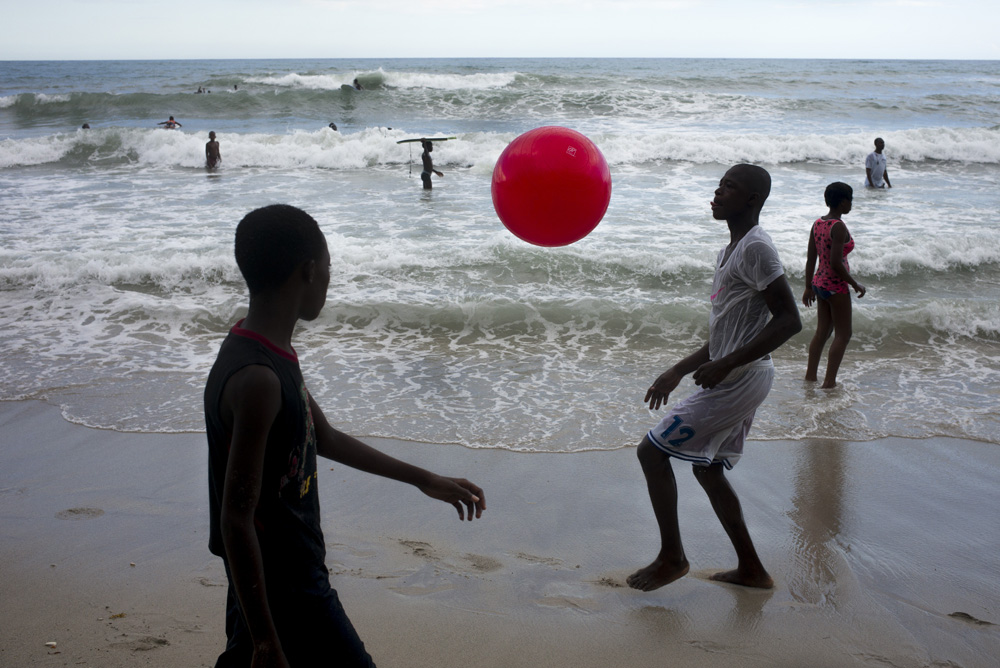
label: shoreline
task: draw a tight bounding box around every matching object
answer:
[1,398,999,667]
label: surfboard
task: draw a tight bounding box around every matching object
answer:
[396,137,457,144]
[341,84,358,92]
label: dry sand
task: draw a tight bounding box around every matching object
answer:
[1,399,999,667]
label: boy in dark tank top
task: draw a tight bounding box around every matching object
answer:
[205,204,485,667]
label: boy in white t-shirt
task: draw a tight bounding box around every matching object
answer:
[865,137,892,188]
[627,164,802,592]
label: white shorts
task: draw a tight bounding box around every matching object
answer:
[646,362,774,470]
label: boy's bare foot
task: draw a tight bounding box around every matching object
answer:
[709,567,774,589]
[804,374,817,382]
[626,558,690,592]
[820,380,837,389]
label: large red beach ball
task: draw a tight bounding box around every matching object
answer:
[491,126,612,247]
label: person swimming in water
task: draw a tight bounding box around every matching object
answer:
[158,116,182,129]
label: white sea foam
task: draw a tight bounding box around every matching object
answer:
[378,69,518,90]
[246,67,517,91]
[4,125,998,171]
[853,237,1000,277]
[0,93,71,107]
[34,93,71,104]
[247,72,353,90]
[0,138,59,169]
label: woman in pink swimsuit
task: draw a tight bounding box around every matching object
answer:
[802,182,866,389]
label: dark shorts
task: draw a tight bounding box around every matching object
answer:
[215,567,375,667]
[421,170,432,187]
[812,284,838,301]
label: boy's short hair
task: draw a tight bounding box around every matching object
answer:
[824,182,853,208]
[235,204,326,295]
[731,164,771,208]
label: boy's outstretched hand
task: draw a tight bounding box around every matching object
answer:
[420,476,486,521]
[645,368,683,410]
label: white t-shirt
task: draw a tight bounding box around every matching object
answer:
[708,225,785,372]
[865,151,887,187]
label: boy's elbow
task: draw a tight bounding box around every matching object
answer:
[773,309,801,340]
[787,312,803,336]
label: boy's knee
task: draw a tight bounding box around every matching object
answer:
[636,436,667,470]
[691,463,720,487]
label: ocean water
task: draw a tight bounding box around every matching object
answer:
[1,58,998,451]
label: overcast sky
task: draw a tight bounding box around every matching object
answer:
[1,0,997,60]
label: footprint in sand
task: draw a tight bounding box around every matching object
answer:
[398,539,502,573]
[327,542,378,560]
[133,636,169,652]
[513,551,564,567]
[464,553,503,573]
[400,540,435,559]
[111,635,169,652]
[55,507,104,520]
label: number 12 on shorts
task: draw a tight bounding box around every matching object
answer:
[660,415,695,447]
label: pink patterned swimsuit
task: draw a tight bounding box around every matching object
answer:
[811,217,854,295]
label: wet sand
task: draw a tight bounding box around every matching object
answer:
[1,398,998,667]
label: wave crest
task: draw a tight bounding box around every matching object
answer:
[246,67,518,91]
[4,125,1000,171]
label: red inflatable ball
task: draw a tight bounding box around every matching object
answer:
[491,126,612,247]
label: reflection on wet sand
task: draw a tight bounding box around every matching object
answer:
[787,439,848,605]
[719,582,773,636]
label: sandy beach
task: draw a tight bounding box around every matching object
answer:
[1,398,999,667]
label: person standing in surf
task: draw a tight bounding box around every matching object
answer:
[864,137,892,188]
[627,164,801,593]
[802,182,866,389]
[421,141,444,190]
[206,131,221,170]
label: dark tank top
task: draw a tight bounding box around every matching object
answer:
[204,321,325,584]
